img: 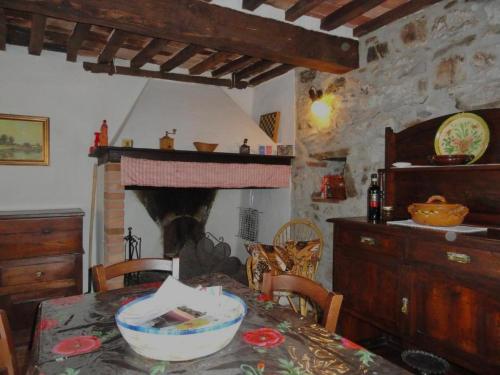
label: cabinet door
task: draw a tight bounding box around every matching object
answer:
[334,250,401,335]
[408,269,500,373]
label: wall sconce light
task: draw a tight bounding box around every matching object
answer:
[309,87,323,102]
[309,86,331,120]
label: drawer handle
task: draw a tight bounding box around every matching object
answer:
[401,297,409,315]
[447,252,471,264]
[360,236,376,246]
[35,271,44,279]
[41,228,52,234]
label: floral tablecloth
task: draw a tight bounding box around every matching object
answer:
[27,273,408,375]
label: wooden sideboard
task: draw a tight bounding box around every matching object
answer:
[329,218,500,373]
[0,209,84,346]
[328,109,500,373]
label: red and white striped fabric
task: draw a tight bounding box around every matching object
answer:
[120,156,291,188]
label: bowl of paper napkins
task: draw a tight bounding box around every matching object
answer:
[115,277,247,361]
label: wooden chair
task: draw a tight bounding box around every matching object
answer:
[0,309,18,375]
[92,258,180,292]
[262,272,343,333]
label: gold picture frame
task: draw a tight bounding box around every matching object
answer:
[0,114,49,165]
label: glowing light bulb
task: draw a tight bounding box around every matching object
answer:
[311,99,331,119]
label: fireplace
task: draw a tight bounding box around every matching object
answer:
[93,146,292,285]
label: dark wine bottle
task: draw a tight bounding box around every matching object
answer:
[367,173,381,222]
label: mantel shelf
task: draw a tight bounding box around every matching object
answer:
[89,146,294,166]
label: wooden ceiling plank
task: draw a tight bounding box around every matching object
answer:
[1,0,358,73]
[354,0,442,37]
[211,56,258,78]
[160,44,204,72]
[249,64,294,86]
[0,8,6,50]
[66,23,91,62]
[320,0,385,31]
[189,51,232,75]
[242,0,267,11]
[28,14,46,55]
[285,0,325,22]
[235,60,274,81]
[130,38,169,69]
[83,61,247,89]
[98,29,128,63]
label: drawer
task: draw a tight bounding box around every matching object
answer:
[0,255,78,288]
[0,230,82,259]
[408,240,500,280]
[0,216,81,235]
[336,226,403,258]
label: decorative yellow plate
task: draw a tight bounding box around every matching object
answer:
[434,112,490,164]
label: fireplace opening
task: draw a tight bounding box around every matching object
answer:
[132,187,246,283]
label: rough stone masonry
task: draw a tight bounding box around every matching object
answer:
[293,0,500,288]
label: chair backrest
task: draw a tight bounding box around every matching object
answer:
[262,272,343,333]
[0,310,18,375]
[92,257,180,292]
[273,218,324,259]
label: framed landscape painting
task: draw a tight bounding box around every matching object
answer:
[0,114,49,165]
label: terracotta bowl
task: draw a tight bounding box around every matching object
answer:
[429,154,474,165]
[193,142,218,152]
[408,195,469,227]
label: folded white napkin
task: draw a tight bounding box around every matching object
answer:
[120,277,222,326]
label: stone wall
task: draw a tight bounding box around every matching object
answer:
[293,0,500,288]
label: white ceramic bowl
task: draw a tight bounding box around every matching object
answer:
[116,292,246,361]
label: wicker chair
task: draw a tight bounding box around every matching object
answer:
[246,219,324,316]
[273,218,324,279]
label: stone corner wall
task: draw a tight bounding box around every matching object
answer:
[293,0,500,288]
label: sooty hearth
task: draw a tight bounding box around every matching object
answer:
[134,188,245,283]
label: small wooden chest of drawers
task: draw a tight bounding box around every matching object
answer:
[0,209,83,345]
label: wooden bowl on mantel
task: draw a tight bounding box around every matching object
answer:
[193,142,218,152]
[408,195,469,227]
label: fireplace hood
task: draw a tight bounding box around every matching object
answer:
[90,146,293,189]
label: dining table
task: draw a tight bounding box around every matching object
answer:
[27,273,408,374]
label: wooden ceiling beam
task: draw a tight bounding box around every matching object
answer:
[189,51,232,75]
[66,23,91,62]
[130,38,169,69]
[248,64,293,86]
[28,14,46,55]
[83,62,248,89]
[235,60,274,81]
[321,0,385,31]
[1,0,358,73]
[354,0,442,37]
[211,56,258,78]
[285,0,325,22]
[0,8,6,50]
[160,44,204,72]
[242,0,267,11]
[98,29,128,63]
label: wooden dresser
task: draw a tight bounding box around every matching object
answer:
[328,109,500,374]
[0,209,83,345]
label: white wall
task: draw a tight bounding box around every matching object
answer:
[224,70,296,250]
[0,46,147,288]
[0,44,296,279]
[117,78,294,260]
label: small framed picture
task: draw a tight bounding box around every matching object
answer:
[121,138,134,148]
[277,145,293,156]
[0,113,49,165]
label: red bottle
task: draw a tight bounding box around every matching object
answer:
[99,120,108,146]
